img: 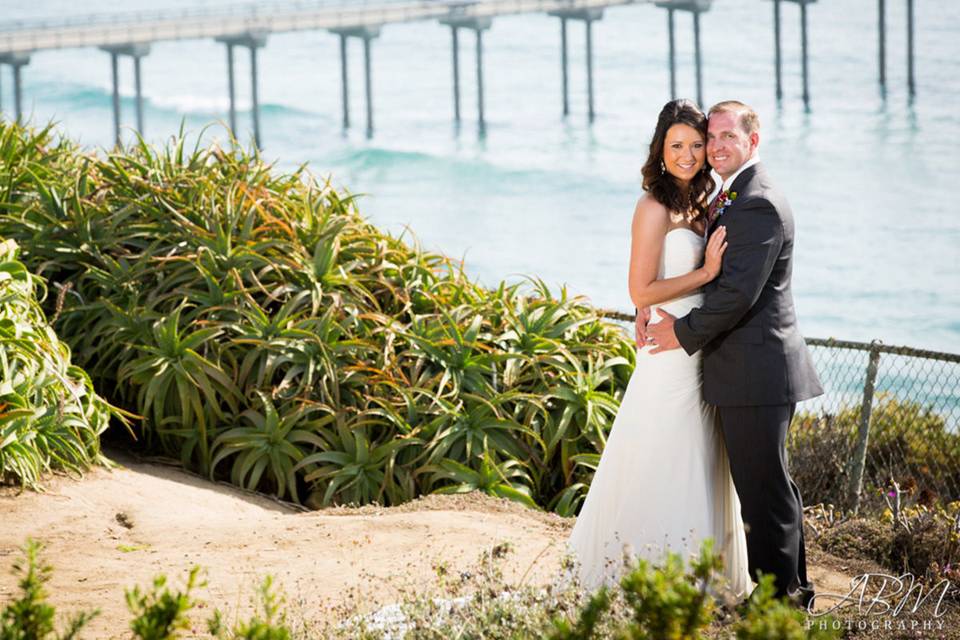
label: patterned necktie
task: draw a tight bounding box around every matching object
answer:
[707,190,727,226]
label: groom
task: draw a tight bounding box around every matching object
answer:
[645,100,823,607]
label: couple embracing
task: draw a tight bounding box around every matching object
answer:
[567,99,824,609]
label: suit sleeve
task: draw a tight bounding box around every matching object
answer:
[675,198,783,355]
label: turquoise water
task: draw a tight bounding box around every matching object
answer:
[3,0,959,352]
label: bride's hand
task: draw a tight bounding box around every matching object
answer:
[701,226,728,280]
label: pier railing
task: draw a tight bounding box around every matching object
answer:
[599,309,960,514]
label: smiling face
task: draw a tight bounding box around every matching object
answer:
[662,123,706,185]
[707,110,759,180]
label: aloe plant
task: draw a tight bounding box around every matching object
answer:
[0,237,125,487]
[0,120,635,511]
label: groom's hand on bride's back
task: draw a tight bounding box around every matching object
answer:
[634,307,651,347]
[647,308,681,354]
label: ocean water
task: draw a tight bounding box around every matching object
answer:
[2,0,959,353]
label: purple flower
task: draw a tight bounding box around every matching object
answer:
[887,490,897,497]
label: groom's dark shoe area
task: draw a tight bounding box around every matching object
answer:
[674,161,823,602]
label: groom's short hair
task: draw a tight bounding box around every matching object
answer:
[709,101,760,135]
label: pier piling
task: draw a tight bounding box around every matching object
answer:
[12,63,23,123]
[774,0,783,100]
[100,44,150,144]
[331,26,381,136]
[771,1,817,109]
[878,0,886,91]
[133,55,144,135]
[693,10,702,108]
[667,8,676,99]
[217,33,267,148]
[339,33,349,129]
[225,43,237,136]
[476,28,485,133]
[451,26,461,122]
[2,54,32,125]
[800,0,810,108]
[560,17,569,116]
[655,1,712,108]
[249,44,261,147]
[110,51,120,145]
[907,0,915,98]
[440,15,491,133]
[549,8,603,121]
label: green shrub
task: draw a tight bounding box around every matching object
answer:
[327,541,840,640]
[0,121,634,512]
[126,566,201,640]
[0,539,97,640]
[810,492,960,604]
[1,538,843,640]
[789,396,960,510]
[734,575,836,640]
[816,517,894,567]
[0,236,126,488]
[207,576,292,640]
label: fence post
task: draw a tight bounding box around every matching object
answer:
[848,340,882,514]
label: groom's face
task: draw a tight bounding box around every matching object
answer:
[707,111,758,180]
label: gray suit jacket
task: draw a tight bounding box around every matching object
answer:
[675,163,823,406]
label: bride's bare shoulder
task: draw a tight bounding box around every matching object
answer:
[632,195,670,228]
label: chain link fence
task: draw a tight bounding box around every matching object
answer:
[791,338,960,514]
[599,310,960,515]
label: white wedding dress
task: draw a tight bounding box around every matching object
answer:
[567,227,752,597]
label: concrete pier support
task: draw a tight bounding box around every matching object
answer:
[338,33,349,129]
[906,0,915,98]
[450,26,461,121]
[655,1,712,108]
[476,28,485,132]
[133,54,144,134]
[773,0,783,100]
[799,0,810,108]
[440,15,492,134]
[0,52,31,125]
[692,9,703,108]
[774,0,817,109]
[225,43,237,135]
[250,43,262,147]
[667,9,676,99]
[107,50,121,145]
[560,18,569,115]
[216,32,267,147]
[549,8,603,121]
[878,0,886,92]
[330,26,381,137]
[100,44,150,145]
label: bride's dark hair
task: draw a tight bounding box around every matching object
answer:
[641,99,714,222]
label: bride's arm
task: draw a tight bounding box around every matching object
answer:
[628,197,727,310]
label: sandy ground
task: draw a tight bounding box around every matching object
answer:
[0,455,853,638]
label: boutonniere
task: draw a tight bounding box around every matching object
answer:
[715,190,738,218]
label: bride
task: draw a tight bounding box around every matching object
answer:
[567,99,751,597]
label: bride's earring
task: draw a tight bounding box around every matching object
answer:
[660,160,666,174]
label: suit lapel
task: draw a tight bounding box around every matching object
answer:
[707,162,763,234]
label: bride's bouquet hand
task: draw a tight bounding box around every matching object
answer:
[701,226,728,280]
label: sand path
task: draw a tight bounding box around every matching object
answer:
[0,455,851,637]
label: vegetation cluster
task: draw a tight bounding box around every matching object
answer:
[0,122,633,513]
[1,539,838,640]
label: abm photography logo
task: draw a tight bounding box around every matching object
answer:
[806,572,954,633]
